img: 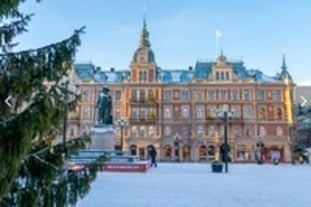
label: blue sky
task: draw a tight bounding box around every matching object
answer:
[17,0,311,85]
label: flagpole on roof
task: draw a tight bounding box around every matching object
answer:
[216,30,222,55]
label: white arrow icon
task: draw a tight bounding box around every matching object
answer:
[300,95,307,106]
[5,95,12,108]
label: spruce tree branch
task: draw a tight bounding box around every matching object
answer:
[0,13,33,48]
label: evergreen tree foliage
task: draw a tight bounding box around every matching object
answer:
[0,1,93,205]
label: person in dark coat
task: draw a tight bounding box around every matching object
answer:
[148,146,157,167]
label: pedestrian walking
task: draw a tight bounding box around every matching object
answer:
[148,146,157,167]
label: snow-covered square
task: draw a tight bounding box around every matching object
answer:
[77,163,311,207]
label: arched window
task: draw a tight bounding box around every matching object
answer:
[163,145,172,159]
[130,145,137,155]
[199,145,207,157]
[207,146,216,156]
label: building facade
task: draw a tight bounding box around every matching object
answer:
[70,19,296,163]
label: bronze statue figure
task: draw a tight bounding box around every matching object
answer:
[96,86,112,125]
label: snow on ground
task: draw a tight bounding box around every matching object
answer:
[76,163,311,207]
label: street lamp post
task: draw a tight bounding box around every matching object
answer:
[223,111,229,173]
[117,119,127,151]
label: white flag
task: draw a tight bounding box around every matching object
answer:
[216,30,222,38]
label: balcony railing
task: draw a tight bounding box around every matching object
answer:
[129,117,158,124]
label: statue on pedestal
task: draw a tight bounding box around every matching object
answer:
[96,85,112,125]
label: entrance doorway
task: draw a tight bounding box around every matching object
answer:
[138,147,146,160]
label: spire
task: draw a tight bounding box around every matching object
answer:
[279,54,293,82]
[281,54,287,71]
[138,15,151,48]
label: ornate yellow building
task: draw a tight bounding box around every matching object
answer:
[71,19,295,163]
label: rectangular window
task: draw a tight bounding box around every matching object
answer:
[83,90,90,101]
[196,107,204,119]
[243,89,250,101]
[208,90,215,101]
[182,90,189,101]
[165,126,171,136]
[164,90,171,101]
[257,89,265,101]
[182,107,189,118]
[131,108,137,118]
[148,126,155,136]
[139,108,146,119]
[140,90,145,102]
[274,90,281,101]
[220,89,226,101]
[164,107,172,119]
[197,90,203,101]
[131,90,137,101]
[115,90,121,101]
[131,126,138,137]
[231,90,238,101]
[148,89,155,101]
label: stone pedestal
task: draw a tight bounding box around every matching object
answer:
[90,124,116,150]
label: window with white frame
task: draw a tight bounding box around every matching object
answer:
[197,90,203,101]
[220,89,226,101]
[197,106,204,119]
[231,89,238,101]
[115,90,121,100]
[148,126,155,136]
[257,89,265,101]
[139,108,146,119]
[165,126,171,136]
[164,107,172,119]
[243,106,252,118]
[139,126,145,137]
[274,90,282,101]
[164,90,171,101]
[207,107,216,118]
[259,126,266,136]
[208,125,216,137]
[182,90,189,101]
[115,107,120,119]
[243,89,250,101]
[208,90,215,101]
[182,107,189,118]
[231,106,240,118]
[197,125,204,136]
[82,90,90,101]
[131,126,138,137]
[131,108,137,118]
[82,106,90,119]
[131,90,137,101]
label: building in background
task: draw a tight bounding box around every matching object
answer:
[70,18,296,163]
[294,86,311,154]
